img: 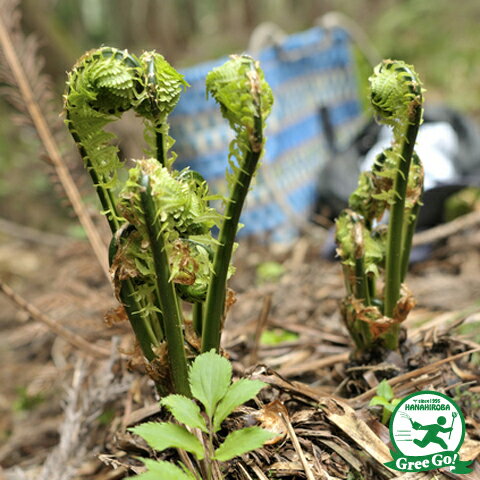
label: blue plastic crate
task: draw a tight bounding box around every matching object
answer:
[169,25,363,242]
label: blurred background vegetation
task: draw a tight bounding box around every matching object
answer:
[1,0,480,234]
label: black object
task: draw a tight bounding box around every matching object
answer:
[316,105,480,229]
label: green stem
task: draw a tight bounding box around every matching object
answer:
[355,256,370,306]
[69,112,161,360]
[201,117,263,353]
[193,302,203,337]
[206,419,217,480]
[140,174,190,396]
[367,273,376,301]
[144,55,166,169]
[342,265,353,296]
[149,309,164,341]
[383,104,422,319]
[400,197,422,283]
[119,282,158,362]
[156,128,165,166]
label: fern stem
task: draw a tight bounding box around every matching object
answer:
[383,102,422,335]
[149,308,165,341]
[69,115,160,358]
[355,256,370,306]
[156,128,165,166]
[140,174,190,396]
[367,273,376,300]
[202,116,263,353]
[192,302,203,336]
[400,199,422,283]
[119,283,157,362]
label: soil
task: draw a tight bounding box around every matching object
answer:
[0,221,479,480]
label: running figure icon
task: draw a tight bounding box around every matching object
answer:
[406,415,455,449]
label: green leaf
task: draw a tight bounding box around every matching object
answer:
[369,396,390,408]
[129,422,205,460]
[214,427,275,462]
[256,261,286,284]
[189,350,232,419]
[260,329,299,346]
[384,403,395,413]
[391,398,401,408]
[131,458,196,480]
[376,379,394,401]
[213,379,266,432]
[161,395,208,433]
[382,408,393,425]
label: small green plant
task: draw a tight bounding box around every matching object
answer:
[64,49,272,395]
[260,328,299,346]
[256,261,286,285]
[369,379,400,425]
[336,59,424,357]
[13,387,44,412]
[444,187,480,222]
[129,350,275,480]
[453,386,480,414]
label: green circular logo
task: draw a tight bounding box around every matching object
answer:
[385,390,472,473]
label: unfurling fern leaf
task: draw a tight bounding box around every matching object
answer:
[202,55,273,352]
[336,59,424,356]
[206,54,273,190]
[64,48,187,231]
[370,59,423,134]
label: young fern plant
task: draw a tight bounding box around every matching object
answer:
[64,49,272,395]
[201,56,273,352]
[129,350,275,480]
[336,60,424,357]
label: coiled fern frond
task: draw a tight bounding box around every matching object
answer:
[65,47,187,228]
[116,158,222,304]
[201,55,273,352]
[370,59,423,135]
[206,55,273,189]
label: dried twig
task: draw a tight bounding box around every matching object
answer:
[250,465,270,480]
[279,410,316,480]
[0,280,110,358]
[278,352,349,377]
[250,294,272,365]
[0,216,73,247]
[413,210,480,247]
[350,347,480,406]
[0,0,108,277]
[238,462,257,480]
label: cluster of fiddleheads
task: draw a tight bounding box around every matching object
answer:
[64,47,186,228]
[65,49,272,395]
[336,60,424,357]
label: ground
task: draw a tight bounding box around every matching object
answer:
[0,218,479,479]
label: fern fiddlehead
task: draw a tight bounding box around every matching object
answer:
[371,60,423,327]
[201,55,273,352]
[136,52,187,167]
[336,60,424,355]
[65,48,187,226]
[65,47,140,231]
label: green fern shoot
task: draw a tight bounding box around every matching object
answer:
[65,49,272,394]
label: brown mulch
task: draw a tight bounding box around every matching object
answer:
[0,222,479,480]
